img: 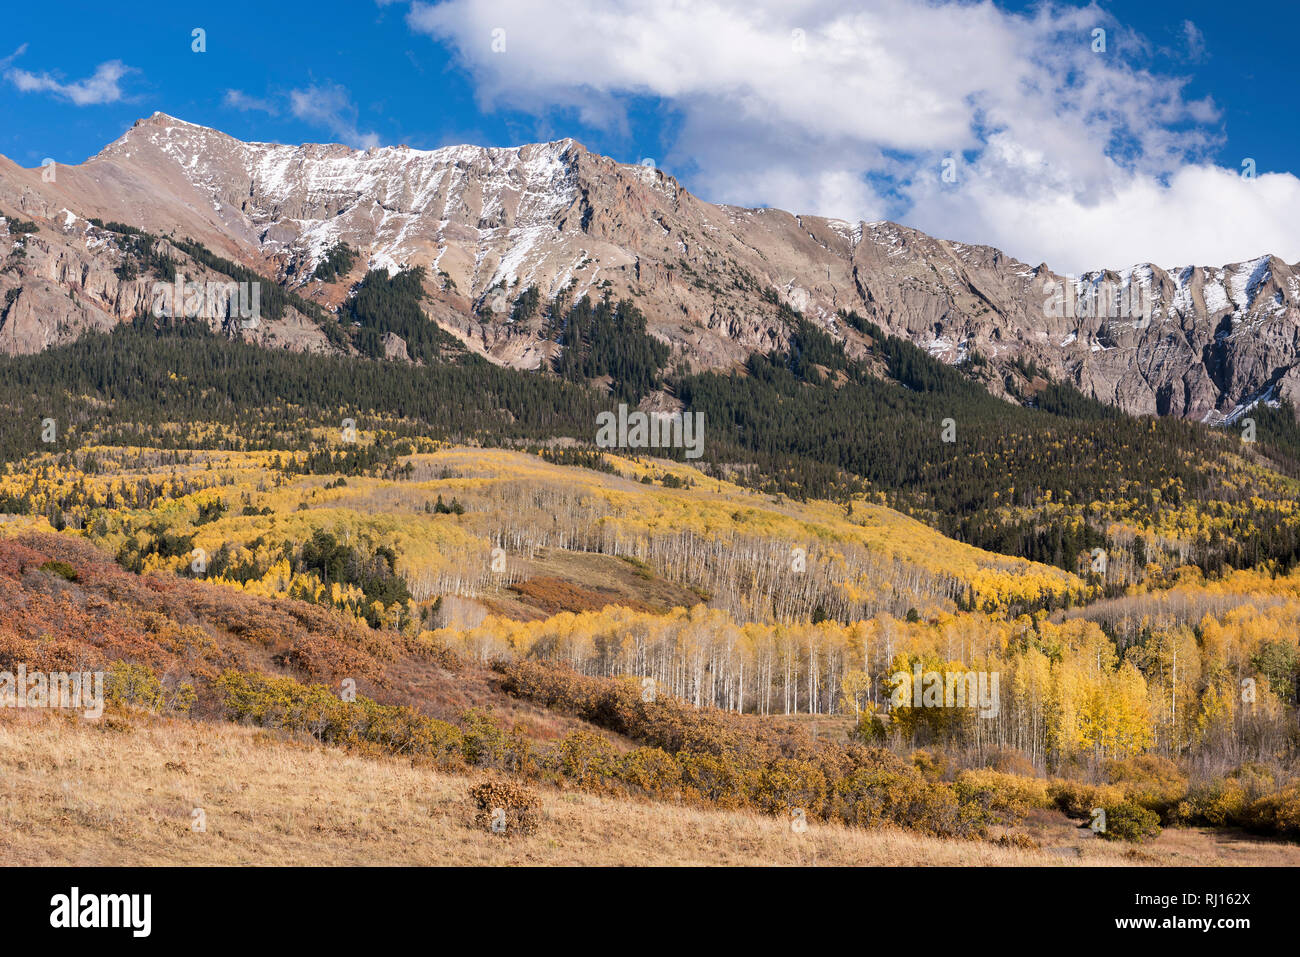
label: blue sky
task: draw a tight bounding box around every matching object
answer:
[3,0,1298,272]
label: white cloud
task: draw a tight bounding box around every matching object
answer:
[6,59,134,106]
[0,43,27,71]
[907,154,1300,274]
[288,82,380,149]
[402,0,1297,272]
[223,89,279,115]
[1182,20,1207,63]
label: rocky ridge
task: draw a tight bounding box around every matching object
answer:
[2,113,1298,422]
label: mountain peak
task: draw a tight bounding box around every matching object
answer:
[134,111,189,127]
[6,114,1299,425]
[101,112,238,161]
[125,112,225,138]
[118,112,586,161]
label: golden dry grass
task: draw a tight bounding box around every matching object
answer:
[2,708,1297,866]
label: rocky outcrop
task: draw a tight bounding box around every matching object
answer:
[0,211,331,356]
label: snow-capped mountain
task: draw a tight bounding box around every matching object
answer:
[3,112,1300,421]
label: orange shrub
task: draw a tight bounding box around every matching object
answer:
[469,779,540,836]
[618,747,682,795]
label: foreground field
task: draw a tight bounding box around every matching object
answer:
[4,710,1297,867]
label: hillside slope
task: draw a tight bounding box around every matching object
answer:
[8,708,1296,866]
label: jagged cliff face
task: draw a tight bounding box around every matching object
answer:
[2,112,1299,422]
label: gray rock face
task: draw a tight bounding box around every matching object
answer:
[2,113,1298,422]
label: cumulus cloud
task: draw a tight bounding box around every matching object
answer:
[289,82,381,149]
[6,59,134,106]
[402,0,1296,272]
[907,155,1300,274]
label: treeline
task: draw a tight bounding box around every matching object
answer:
[0,320,608,464]
[9,274,1300,579]
[674,308,1300,576]
[437,574,1300,772]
